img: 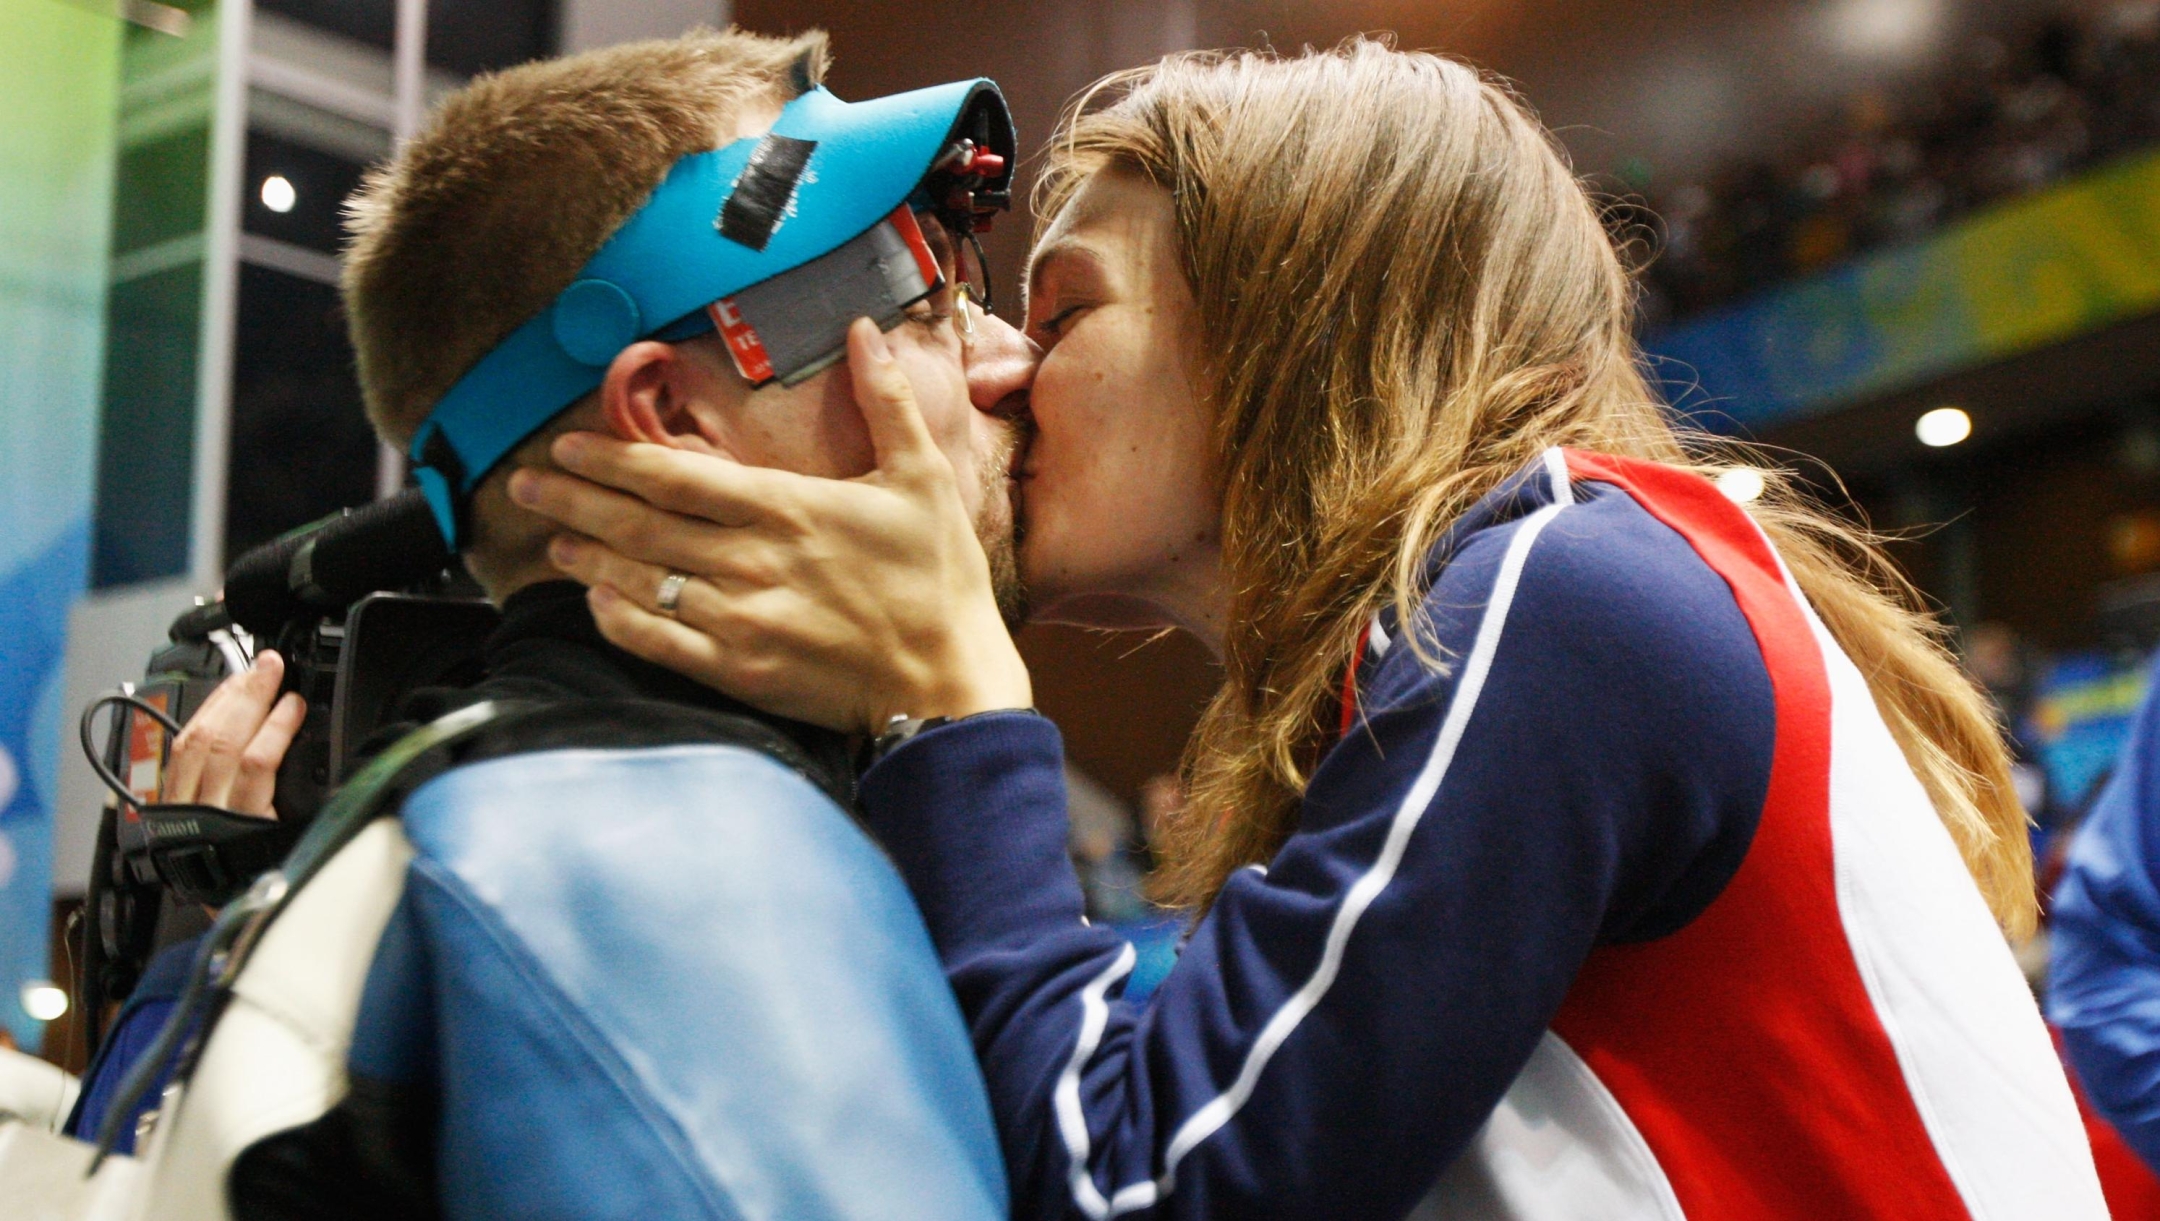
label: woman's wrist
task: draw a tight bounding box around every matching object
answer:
[879,655,1032,730]
[872,625,1032,732]
[940,645,1035,718]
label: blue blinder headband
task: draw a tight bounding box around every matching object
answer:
[407,79,1015,548]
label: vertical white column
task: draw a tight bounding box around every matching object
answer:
[188,0,253,586]
[377,0,429,500]
[558,0,728,54]
[393,0,427,139]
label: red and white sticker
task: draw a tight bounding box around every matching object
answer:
[887,206,943,292]
[709,299,774,385]
[127,690,169,806]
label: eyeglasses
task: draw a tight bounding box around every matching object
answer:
[915,210,994,336]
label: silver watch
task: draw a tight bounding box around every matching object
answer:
[867,707,1038,765]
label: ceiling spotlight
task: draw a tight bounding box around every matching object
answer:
[259,174,296,214]
[1916,406,1972,448]
[1827,0,1943,59]
[1716,466,1767,503]
[20,980,66,1022]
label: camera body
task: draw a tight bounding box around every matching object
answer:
[78,491,495,1035]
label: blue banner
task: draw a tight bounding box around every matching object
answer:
[2031,652,2151,815]
[1649,146,2160,432]
[0,2,120,1048]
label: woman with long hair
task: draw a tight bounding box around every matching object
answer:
[521,39,2105,1218]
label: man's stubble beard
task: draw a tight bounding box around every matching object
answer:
[975,412,1032,629]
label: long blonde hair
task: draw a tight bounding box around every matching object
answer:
[1036,39,2036,935]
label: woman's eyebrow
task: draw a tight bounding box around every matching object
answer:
[1024,238,1106,309]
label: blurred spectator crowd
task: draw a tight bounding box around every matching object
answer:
[1635,1,2160,327]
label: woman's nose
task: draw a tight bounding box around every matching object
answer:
[966,312,1039,416]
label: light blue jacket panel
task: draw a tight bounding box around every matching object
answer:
[348,741,1008,1220]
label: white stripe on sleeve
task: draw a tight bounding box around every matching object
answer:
[1056,449,1578,1218]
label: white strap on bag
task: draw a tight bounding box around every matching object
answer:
[0,1119,141,1221]
[0,1046,80,1134]
[0,822,415,1221]
[0,702,502,1220]
[126,819,414,1219]
[0,1029,142,1220]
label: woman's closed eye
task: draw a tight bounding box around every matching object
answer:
[1033,302,1088,341]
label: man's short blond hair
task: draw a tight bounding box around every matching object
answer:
[343,28,829,448]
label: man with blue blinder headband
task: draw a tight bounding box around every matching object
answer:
[68,29,1031,1221]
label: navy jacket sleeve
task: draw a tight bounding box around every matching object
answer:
[65,934,202,1153]
[858,477,1776,1220]
[2049,651,2160,1173]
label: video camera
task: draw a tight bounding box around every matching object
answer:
[73,489,498,1045]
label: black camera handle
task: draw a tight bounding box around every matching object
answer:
[78,693,299,909]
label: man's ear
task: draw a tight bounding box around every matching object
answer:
[599,340,696,444]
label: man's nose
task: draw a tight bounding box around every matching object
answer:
[966,312,1038,416]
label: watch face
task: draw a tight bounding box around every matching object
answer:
[867,709,1037,767]
[869,714,953,766]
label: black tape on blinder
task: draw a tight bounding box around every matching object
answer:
[719,134,819,252]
